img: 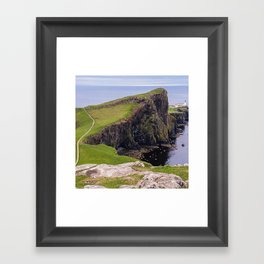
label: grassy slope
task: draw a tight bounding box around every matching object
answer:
[76,108,93,143]
[86,102,139,137]
[76,102,139,165]
[88,88,165,110]
[78,144,137,165]
[76,89,165,165]
[76,103,139,143]
[77,88,165,143]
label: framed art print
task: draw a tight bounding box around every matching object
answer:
[36,17,228,246]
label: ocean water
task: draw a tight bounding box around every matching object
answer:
[141,125,188,166]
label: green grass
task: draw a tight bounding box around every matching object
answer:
[169,105,188,114]
[76,175,88,188]
[87,88,166,110]
[75,88,188,188]
[76,108,93,143]
[86,103,139,138]
[76,103,139,144]
[76,174,144,189]
[136,88,166,98]
[78,144,137,165]
[151,165,188,181]
[133,165,189,181]
[75,89,167,166]
[168,106,176,113]
[76,103,140,165]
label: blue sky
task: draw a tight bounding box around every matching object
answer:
[76,75,188,107]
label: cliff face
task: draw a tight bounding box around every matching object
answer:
[86,89,178,149]
[169,107,189,137]
[170,108,189,124]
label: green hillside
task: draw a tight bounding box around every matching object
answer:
[78,144,137,165]
[86,102,139,138]
[76,101,140,165]
[76,89,167,163]
[88,88,165,110]
[76,108,93,143]
[76,88,169,165]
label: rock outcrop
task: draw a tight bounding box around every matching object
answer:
[137,173,186,189]
[85,88,177,150]
[170,106,189,124]
[76,162,187,189]
[76,161,145,177]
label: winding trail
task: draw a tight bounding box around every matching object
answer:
[75,108,95,165]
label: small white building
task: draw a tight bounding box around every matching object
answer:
[175,100,187,108]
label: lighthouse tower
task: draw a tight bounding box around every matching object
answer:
[183,100,187,106]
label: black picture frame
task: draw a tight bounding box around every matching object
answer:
[36,17,228,247]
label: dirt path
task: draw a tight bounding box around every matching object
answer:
[75,108,95,165]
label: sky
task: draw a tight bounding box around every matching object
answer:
[76,75,188,107]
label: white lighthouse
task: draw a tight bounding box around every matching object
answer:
[174,100,187,108]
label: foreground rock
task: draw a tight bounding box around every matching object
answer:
[76,161,187,189]
[76,164,97,176]
[76,161,144,177]
[137,173,187,189]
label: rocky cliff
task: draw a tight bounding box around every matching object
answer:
[170,107,189,124]
[169,106,189,137]
[85,88,179,150]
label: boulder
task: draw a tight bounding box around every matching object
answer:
[137,172,186,189]
[76,161,145,178]
[75,164,97,176]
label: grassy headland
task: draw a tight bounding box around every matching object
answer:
[76,102,140,165]
[88,88,165,110]
[75,88,188,188]
[76,89,167,165]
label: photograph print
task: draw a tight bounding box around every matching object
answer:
[75,75,189,189]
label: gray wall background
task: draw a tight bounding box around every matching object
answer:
[0,0,263,263]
